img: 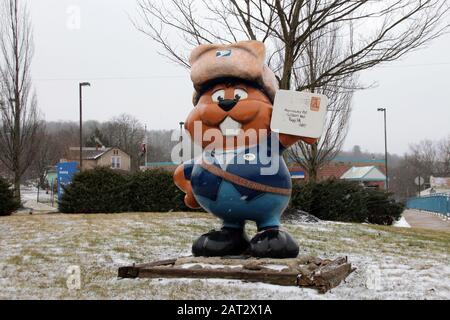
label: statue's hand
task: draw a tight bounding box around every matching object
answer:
[279,133,318,148]
[300,136,318,145]
[174,164,201,210]
[185,191,200,209]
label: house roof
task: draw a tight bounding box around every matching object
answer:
[67,147,112,160]
[332,156,385,164]
[286,156,385,165]
[340,166,386,182]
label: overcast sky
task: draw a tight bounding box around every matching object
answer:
[28,0,450,155]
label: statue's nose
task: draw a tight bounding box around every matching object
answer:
[218,99,238,112]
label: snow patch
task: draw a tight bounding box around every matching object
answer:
[394,217,411,228]
[263,264,289,271]
[180,263,243,270]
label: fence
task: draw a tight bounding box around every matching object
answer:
[37,188,57,207]
[406,194,450,217]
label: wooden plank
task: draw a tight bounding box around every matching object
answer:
[117,256,355,293]
[118,259,177,278]
[137,267,299,286]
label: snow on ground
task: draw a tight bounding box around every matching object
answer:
[0,212,449,300]
[18,186,58,214]
[394,217,411,228]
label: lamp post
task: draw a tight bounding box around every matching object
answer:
[179,122,185,159]
[377,108,389,191]
[144,124,148,168]
[79,82,91,171]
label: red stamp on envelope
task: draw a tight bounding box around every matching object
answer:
[310,97,321,111]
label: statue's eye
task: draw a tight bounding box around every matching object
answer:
[212,89,225,102]
[234,88,248,100]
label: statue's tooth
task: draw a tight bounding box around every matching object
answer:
[219,116,242,136]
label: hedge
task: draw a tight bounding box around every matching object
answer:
[60,168,192,214]
[128,169,190,212]
[0,177,20,216]
[60,168,404,225]
[366,189,405,225]
[59,168,130,213]
[289,179,404,225]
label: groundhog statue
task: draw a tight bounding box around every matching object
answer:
[174,40,317,258]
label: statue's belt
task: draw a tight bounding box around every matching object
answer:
[200,162,291,196]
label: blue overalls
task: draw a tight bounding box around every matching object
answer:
[183,133,291,230]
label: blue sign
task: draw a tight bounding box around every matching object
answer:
[57,162,79,203]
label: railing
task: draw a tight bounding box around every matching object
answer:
[406,194,450,217]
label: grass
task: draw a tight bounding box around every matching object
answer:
[0,212,449,300]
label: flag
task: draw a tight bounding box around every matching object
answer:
[140,143,147,157]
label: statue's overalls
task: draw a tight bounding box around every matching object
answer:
[184,134,291,231]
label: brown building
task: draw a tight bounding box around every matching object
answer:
[289,156,386,185]
[143,156,386,189]
[63,147,131,172]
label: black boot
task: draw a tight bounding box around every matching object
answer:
[249,228,299,259]
[192,228,250,257]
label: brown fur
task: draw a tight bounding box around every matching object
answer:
[185,82,272,150]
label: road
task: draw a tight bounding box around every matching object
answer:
[403,209,450,233]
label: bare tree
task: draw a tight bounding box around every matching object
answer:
[25,126,64,187]
[102,114,145,172]
[135,0,449,179]
[390,137,449,200]
[0,0,42,200]
[135,0,449,89]
[147,129,178,162]
[390,154,418,200]
[437,135,450,175]
[286,25,354,180]
[408,139,438,178]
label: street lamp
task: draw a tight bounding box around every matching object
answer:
[179,122,185,158]
[377,108,389,191]
[79,82,91,171]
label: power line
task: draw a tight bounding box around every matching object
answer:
[379,62,450,68]
[33,61,450,82]
[34,75,186,82]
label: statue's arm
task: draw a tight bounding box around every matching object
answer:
[174,162,201,209]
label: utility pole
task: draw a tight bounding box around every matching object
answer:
[79,82,91,171]
[377,108,389,191]
[144,124,148,167]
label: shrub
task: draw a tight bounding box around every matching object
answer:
[59,167,130,213]
[0,177,20,216]
[290,179,369,222]
[290,179,404,225]
[60,167,193,214]
[366,189,404,225]
[128,169,191,212]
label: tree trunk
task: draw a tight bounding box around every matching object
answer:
[13,178,21,202]
[308,143,319,182]
[279,46,294,90]
[12,2,21,201]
